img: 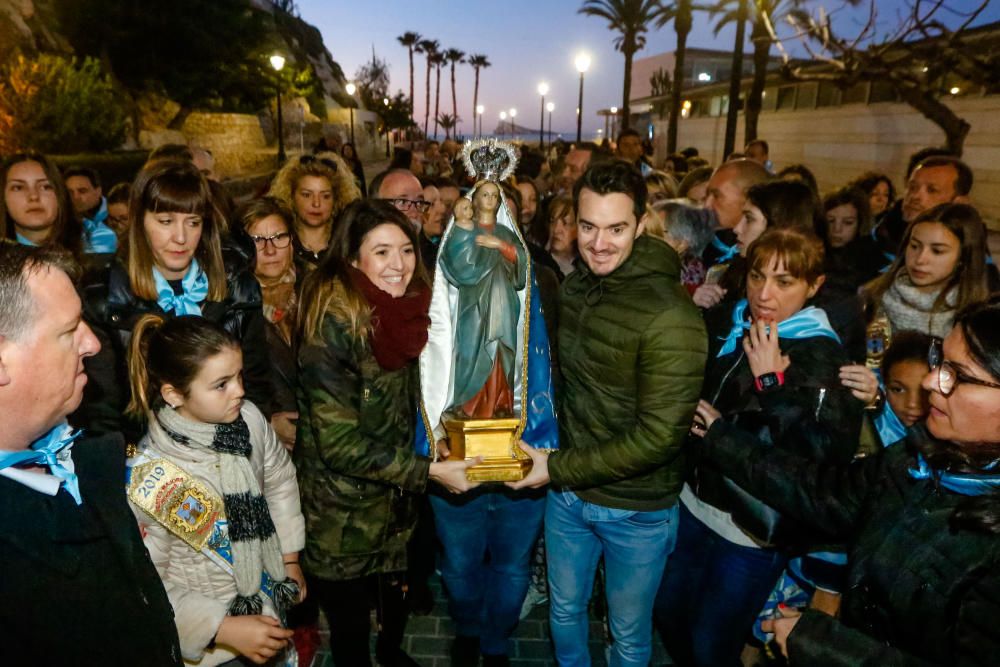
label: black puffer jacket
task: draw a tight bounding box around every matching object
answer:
[77,259,273,441]
[702,426,1000,666]
[692,328,863,548]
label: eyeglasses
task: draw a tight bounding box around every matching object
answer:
[388,198,431,213]
[299,155,338,172]
[927,336,1000,397]
[250,231,292,250]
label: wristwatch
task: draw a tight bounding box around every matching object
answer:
[754,371,785,393]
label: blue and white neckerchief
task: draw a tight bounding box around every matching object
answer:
[15,233,37,246]
[153,259,209,316]
[82,198,118,254]
[711,234,739,263]
[717,298,841,357]
[874,399,908,447]
[0,422,83,504]
[909,453,1000,496]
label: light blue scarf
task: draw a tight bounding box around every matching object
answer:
[711,234,739,263]
[15,233,37,246]
[0,422,83,504]
[153,259,209,316]
[874,399,908,447]
[909,453,1000,497]
[717,298,841,357]
[82,198,117,254]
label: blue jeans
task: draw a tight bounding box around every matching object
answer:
[430,488,545,656]
[545,489,679,667]
[653,503,788,667]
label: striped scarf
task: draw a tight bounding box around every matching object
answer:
[152,406,298,615]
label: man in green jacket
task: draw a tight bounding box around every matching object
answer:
[511,160,707,666]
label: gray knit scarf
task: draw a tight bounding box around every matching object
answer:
[152,407,298,616]
[881,273,957,339]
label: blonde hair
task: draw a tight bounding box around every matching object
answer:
[267,152,361,231]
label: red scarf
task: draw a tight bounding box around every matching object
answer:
[348,267,431,371]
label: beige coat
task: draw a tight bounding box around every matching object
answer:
[130,402,305,666]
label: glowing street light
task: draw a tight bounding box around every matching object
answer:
[344,82,357,145]
[546,102,555,146]
[270,54,287,165]
[575,52,591,143]
[476,104,485,136]
[499,110,507,138]
[537,82,550,150]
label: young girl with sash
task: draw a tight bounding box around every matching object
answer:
[125,314,305,666]
[78,159,273,440]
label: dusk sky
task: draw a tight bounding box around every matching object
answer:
[297,0,1000,138]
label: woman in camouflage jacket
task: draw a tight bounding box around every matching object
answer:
[294,200,476,667]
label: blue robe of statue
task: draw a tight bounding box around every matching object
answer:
[438,222,527,408]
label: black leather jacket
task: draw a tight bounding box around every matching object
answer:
[692,333,863,548]
[703,427,1000,666]
[76,257,273,441]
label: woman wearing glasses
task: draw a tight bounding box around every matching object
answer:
[268,152,361,268]
[692,294,1000,665]
[238,197,301,450]
[78,159,273,440]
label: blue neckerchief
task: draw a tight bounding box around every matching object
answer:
[15,233,37,246]
[0,422,83,504]
[909,453,1000,497]
[153,259,208,316]
[82,198,117,254]
[874,398,908,447]
[717,298,841,357]
[711,234,739,263]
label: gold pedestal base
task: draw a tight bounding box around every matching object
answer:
[443,415,531,482]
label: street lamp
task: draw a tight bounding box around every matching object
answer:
[546,102,555,147]
[499,111,507,139]
[270,54,286,166]
[345,82,357,146]
[476,104,485,136]
[537,82,549,150]
[509,108,517,138]
[383,97,391,158]
[609,106,618,139]
[575,52,591,143]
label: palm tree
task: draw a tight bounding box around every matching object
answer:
[655,0,694,153]
[396,32,421,124]
[437,113,458,140]
[416,38,439,138]
[709,0,801,145]
[444,48,466,135]
[431,50,446,139]
[578,0,668,132]
[468,54,491,133]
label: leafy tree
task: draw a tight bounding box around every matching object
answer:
[396,32,422,124]
[415,39,439,138]
[0,53,126,154]
[382,91,416,134]
[468,54,491,132]
[579,0,669,131]
[444,48,466,132]
[437,113,458,140]
[53,0,272,113]
[649,67,671,120]
[355,51,391,111]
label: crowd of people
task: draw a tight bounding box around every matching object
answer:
[2,127,999,667]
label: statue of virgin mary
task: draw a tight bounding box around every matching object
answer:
[415,139,558,458]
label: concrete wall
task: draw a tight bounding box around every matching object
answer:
[181,112,269,179]
[656,95,1000,225]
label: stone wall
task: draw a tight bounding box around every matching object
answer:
[180,112,270,179]
[657,95,1000,226]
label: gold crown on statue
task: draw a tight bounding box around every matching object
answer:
[462,138,518,182]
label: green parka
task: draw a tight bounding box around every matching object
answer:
[295,278,431,581]
[549,235,707,511]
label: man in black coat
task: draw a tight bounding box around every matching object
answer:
[0,244,182,666]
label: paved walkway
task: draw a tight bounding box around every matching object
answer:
[310,574,671,667]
